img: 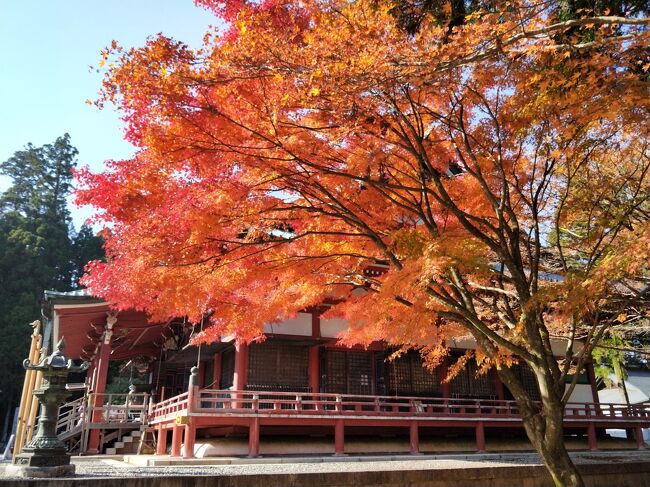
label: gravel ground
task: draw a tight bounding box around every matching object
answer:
[2,451,649,480]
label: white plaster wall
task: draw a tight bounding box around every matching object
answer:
[565,384,594,403]
[320,317,348,338]
[263,312,312,336]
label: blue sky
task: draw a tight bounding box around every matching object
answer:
[0,1,219,228]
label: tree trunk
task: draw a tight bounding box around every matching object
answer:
[523,410,584,487]
[496,363,585,487]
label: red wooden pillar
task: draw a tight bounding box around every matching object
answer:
[91,363,101,393]
[249,417,260,458]
[156,427,168,455]
[151,361,160,394]
[212,353,222,389]
[85,362,96,390]
[587,423,598,451]
[409,421,420,455]
[182,424,196,458]
[493,370,505,401]
[311,311,321,337]
[171,424,182,457]
[475,422,486,453]
[334,419,345,455]
[234,343,248,391]
[233,343,248,408]
[198,363,206,388]
[87,316,115,454]
[635,425,646,450]
[309,346,320,394]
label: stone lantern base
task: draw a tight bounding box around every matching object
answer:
[5,463,75,478]
[8,443,75,478]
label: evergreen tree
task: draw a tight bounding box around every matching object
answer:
[71,224,104,287]
[0,134,104,442]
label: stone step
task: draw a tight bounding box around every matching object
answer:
[103,427,149,455]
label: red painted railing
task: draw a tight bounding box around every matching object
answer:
[147,389,650,425]
[149,392,189,422]
[195,390,520,416]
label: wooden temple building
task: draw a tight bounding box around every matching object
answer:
[16,288,650,458]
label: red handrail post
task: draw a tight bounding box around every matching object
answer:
[187,367,199,414]
[410,421,420,455]
[475,421,486,453]
[334,419,345,456]
[181,367,200,459]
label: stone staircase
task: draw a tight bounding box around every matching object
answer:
[105,425,148,455]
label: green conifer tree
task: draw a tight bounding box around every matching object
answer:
[0,134,103,442]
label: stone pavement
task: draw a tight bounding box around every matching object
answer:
[1,450,649,481]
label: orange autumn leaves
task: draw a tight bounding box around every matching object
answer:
[76,0,649,362]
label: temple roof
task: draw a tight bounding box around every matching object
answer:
[43,290,171,362]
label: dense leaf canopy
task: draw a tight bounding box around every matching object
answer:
[80,0,649,347]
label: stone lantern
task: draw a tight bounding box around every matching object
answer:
[10,337,88,478]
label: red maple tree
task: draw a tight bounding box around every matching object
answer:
[77,1,650,484]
